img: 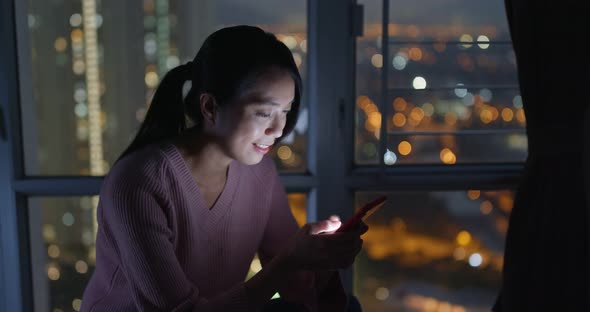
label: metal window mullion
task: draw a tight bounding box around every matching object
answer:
[0,0,32,311]
[389,40,514,45]
[308,0,356,293]
[388,85,521,91]
[13,177,103,196]
[378,0,390,172]
[306,0,319,223]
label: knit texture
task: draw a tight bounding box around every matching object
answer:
[80,142,305,311]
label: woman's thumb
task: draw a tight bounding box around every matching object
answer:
[309,219,341,234]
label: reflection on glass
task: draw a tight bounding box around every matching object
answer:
[25,0,307,175]
[354,191,513,312]
[31,193,305,311]
[355,0,526,165]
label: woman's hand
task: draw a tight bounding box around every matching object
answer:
[279,216,368,271]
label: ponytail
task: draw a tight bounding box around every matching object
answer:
[117,62,193,161]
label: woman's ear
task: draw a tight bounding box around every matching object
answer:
[200,93,217,126]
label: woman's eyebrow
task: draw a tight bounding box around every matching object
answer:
[252,99,294,106]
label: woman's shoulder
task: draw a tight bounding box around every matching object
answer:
[105,143,172,189]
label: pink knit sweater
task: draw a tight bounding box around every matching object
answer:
[80,142,320,311]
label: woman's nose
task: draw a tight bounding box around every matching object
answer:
[265,117,284,138]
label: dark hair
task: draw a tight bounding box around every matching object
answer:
[118,25,302,160]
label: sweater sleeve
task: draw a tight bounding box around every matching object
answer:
[256,162,318,307]
[102,159,250,312]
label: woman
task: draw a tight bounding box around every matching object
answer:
[81,25,366,312]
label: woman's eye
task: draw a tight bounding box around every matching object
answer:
[255,112,271,118]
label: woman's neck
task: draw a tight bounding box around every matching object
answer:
[171,128,232,182]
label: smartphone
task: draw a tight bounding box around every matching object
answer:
[336,195,387,232]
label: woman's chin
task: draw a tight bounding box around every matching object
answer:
[235,154,265,166]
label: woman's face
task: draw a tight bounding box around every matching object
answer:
[214,70,295,165]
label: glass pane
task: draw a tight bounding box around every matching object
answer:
[355,0,383,165]
[287,192,308,228]
[356,0,524,165]
[386,43,518,88]
[30,193,306,311]
[354,190,513,311]
[355,88,527,164]
[29,197,97,312]
[24,0,307,175]
[386,133,527,164]
[361,0,512,41]
[383,89,525,132]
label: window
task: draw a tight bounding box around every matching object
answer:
[355,0,525,165]
[351,0,524,310]
[0,1,525,311]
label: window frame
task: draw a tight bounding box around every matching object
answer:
[0,0,524,311]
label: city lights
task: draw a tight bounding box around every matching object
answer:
[462,92,475,106]
[62,212,75,226]
[459,34,474,48]
[516,108,526,124]
[479,88,493,102]
[412,76,427,89]
[371,53,383,68]
[277,146,293,160]
[467,190,481,200]
[469,253,483,267]
[299,39,307,53]
[70,13,82,27]
[72,298,82,311]
[54,37,68,52]
[393,97,407,111]
[408,47,423,61]
[280,35,298,50]
[477,35,491,49]
[453,247,467,260]
[392,113,406,127]
[454,83,468,98]
[513,95,523,108]
[384,149,397,165]
[375,287,390,301]
[75,260,89,274]
[398,141,412,155]
[422,103,434,116]
[501,107,514,122]
[47,265,61,281]
[144,71,159,88]
[48,244,61,258]
[440,148,457,164]
[480,200,493,215]
[392,54,408,70]
[27,1,526,309]
[456,231,472,246]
